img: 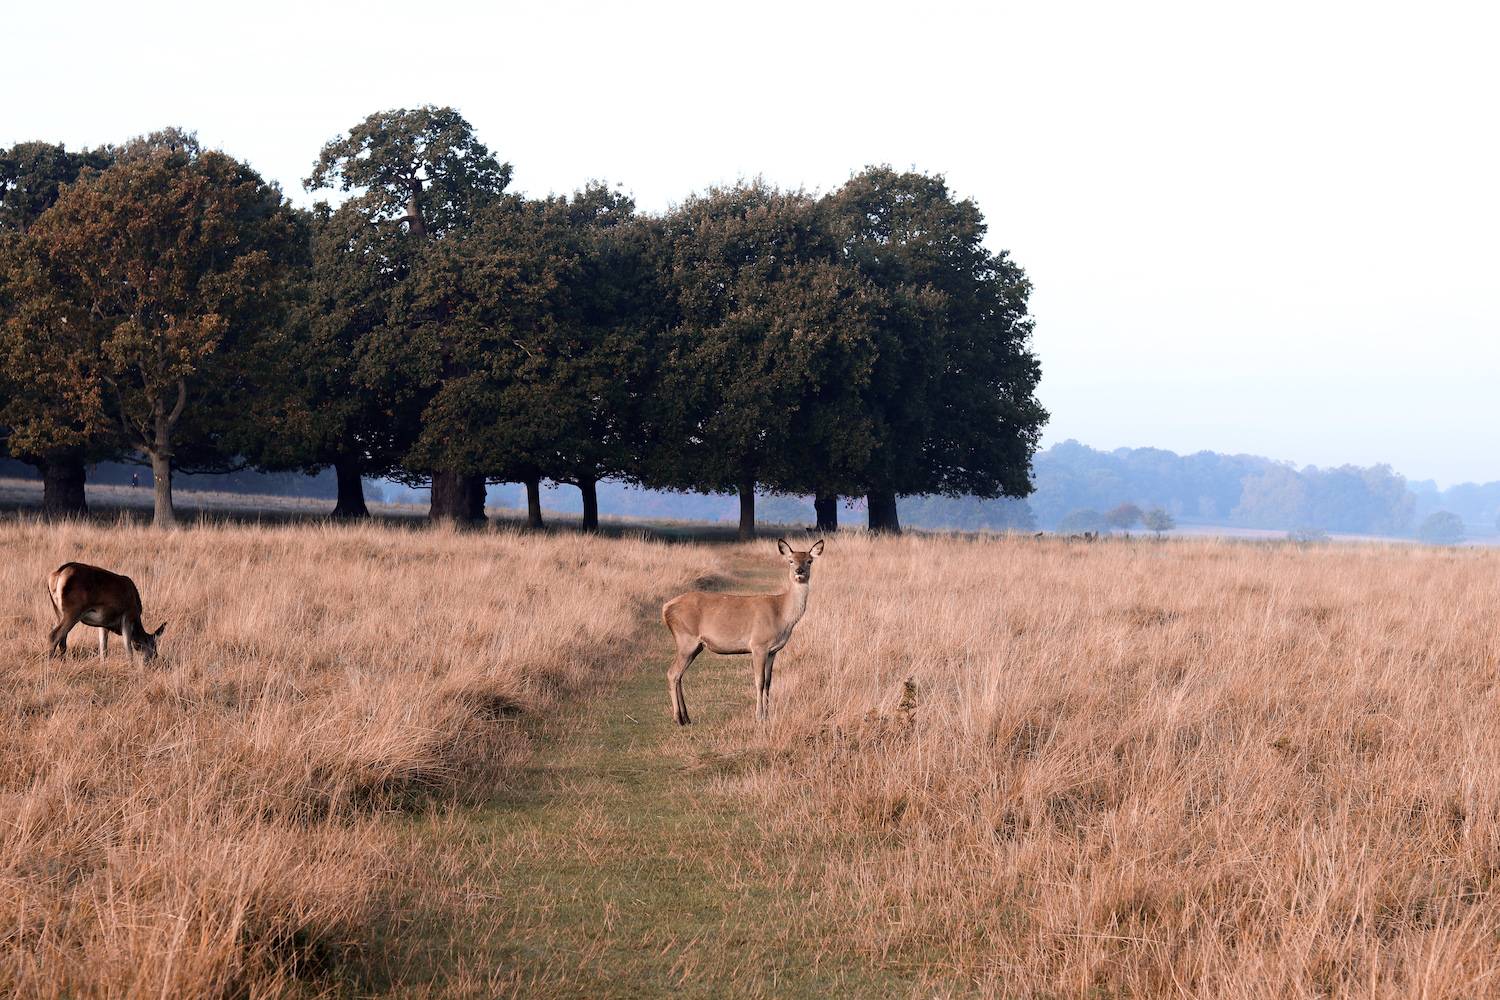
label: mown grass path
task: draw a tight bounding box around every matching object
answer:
[367,554,924,999]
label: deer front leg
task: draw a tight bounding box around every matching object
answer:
[762,650,778,720]
[98,628,109,662]
[121,619,138,667]
[47,614,79,659]
[751,646,770,722]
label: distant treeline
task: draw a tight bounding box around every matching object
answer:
[0,107,1045,535]
[1032,440,1499,538]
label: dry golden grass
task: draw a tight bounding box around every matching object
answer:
[702,534,1500,997]
[0,516,701,999]
[9,517,1500,998]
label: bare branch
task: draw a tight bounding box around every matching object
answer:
[102,375,150,450]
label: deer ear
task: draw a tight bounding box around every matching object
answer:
[777,538,791,556]
[809,539,825,558]
[154,622,168,638]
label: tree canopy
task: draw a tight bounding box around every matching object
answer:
[19,136,305,525]
[3,114,1050,532]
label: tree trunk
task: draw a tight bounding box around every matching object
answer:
[738,479,756,541]
[150,450,176,528]
[466,474,488,523]
[331,458,369,519]
[867,490,901,535]
[814,493,838,533]
[39,453,88,518]
[579,477,599,533]
[429,470,470,523]
[148,382,183,528]
[525,475,545,530]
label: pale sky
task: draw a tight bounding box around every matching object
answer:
[7,0,1497,485]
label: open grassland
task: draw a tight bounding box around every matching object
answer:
[0,518,703,998]
[698,535,1500,997]
[5,519,1500,998]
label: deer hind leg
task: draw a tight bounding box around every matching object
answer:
[667,637,703,726]
[98,628,109,662]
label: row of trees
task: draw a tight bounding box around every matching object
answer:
[0,108,1046,535]
[1057,502,1176,536]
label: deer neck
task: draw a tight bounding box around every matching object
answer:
[778,579,810,627]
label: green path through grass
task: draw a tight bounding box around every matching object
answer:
[368,555,926,999]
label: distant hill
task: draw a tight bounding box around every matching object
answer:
[1032,441,1497,539]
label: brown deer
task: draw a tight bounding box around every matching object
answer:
[46,562,166,664]
[661,538,824,725]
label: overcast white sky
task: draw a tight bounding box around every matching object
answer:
[6,0,1497,485]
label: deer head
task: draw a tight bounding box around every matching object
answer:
[777,538,824,584]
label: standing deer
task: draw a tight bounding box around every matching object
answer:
[46,562,166,664]
[661,538,824,725]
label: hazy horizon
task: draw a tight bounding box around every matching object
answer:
[6,0,1495,487]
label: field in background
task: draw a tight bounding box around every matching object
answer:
[0,519,705,998]
[0,478,765,540]
[5,517,1500,998]
[699,534,1500,997]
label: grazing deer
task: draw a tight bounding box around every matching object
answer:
[46,562,166,664]
[661,538,824,725]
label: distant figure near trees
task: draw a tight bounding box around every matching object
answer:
[46,562,166,664]
[661,539,824,725]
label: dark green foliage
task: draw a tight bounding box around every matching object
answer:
[650,183,885,536]
[0,141,118,513]
[4,118,1054,531]
[0,141,112,233]
[306,106,511,238]
[305,106,513,522]
[236,201,421,516]
[19,133,306,525]
[826,167,1045,503]
[473,184,664,529]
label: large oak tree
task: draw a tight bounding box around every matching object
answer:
[0,141,116,515]
[653,184,881,539]
[24,133,305,526]
[306,107,510,523]
[827,167,1046,533]
[466,184,663,531]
